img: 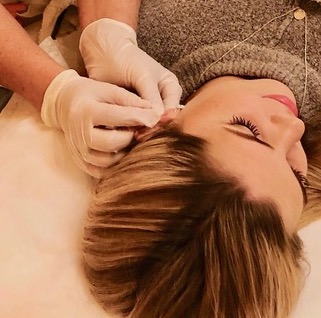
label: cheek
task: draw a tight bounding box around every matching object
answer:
[174,105,218,137]
[279,178,304,231]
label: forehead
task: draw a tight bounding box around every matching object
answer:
[175,117,303,232]
[204,128,304,231]
[178,84,262,126]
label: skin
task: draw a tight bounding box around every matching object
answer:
[78,0,142,30]
[0,4,65,109]
[174,76,307,231]
[0,0,141,109]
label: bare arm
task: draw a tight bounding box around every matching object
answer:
[77,0,142,31]
[0,4,65,110]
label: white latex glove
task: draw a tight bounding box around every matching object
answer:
[79,18,182,112]
[41,69,160,178]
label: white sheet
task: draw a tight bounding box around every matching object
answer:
[0,96,111,318]
[292,219,321,317]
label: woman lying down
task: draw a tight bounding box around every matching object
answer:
[80,0,321,317]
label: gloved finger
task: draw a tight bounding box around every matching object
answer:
[159,77,183,110]
[81,160,107,179]
[110,85,154,109]
[83,148,125,168]
[134,108,181,142]
[74,153,112,179]
[91,101,161,128]
[64,137,103,178]
[134,75,164,112]
[160,108,181,123]
[88,127,134,152]
[85,164,105,179]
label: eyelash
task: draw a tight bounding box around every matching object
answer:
[230,115,260,137]
[292,168,309,188]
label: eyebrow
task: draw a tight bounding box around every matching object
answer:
[224,127,307,205]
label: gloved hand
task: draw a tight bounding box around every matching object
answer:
[41,69,160,178]
[79,18,182,111]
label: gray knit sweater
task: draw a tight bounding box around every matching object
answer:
[137,0,321,125]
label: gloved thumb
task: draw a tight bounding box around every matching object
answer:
[159,77,183,109]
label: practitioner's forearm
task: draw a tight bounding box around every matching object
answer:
[78,0,142,30]
[0,4,65,110]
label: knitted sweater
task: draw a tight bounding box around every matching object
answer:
[137,0,321,124]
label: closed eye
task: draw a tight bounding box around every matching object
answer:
[230,115,260,137]
[224,126,273,149]
[291,168,308,205]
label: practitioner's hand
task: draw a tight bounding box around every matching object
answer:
[79,18,182,112]
[41,69,160,178]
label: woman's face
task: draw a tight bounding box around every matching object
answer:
[174,76,307,231]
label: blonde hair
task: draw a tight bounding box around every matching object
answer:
[83,127,305,318]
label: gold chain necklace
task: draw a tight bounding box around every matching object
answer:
[197,7,308,114]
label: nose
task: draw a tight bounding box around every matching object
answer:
[270,113,307,172]
[270,112,305,150]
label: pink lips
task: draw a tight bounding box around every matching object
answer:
[263,94,298,117]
